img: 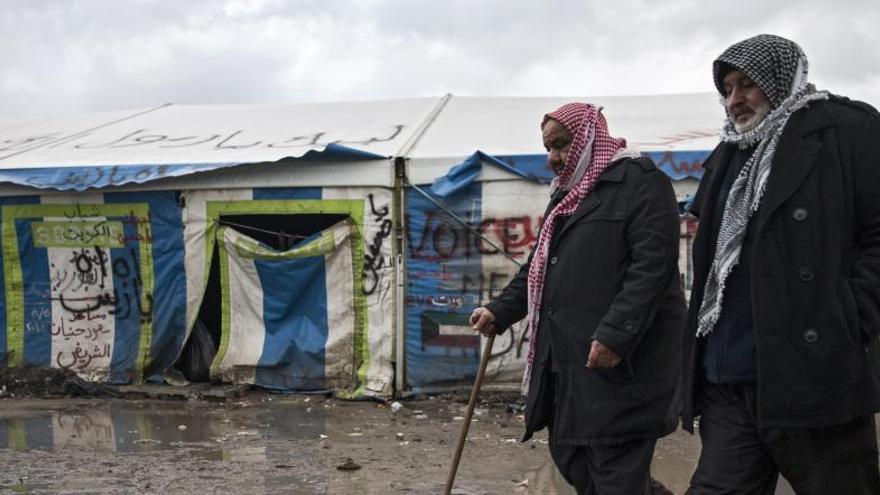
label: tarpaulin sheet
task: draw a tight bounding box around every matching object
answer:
[0,192,186,382]
[212,221,358,391]
[429,150,708,197]
[0,144,383,192]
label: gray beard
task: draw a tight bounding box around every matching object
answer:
[732,102,771,133]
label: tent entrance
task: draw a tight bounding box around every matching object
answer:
[218,213,348,251]
[175,213,349,383]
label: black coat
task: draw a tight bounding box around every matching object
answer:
[682,97,880,431]
[486,156,686,445]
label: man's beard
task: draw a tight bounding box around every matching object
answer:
[733,100,771,133]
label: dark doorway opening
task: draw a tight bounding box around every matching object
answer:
[219,213,348,251]
[173,213,349,383]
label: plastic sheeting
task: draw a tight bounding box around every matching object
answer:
[429,149,710,198]
[182,190,394,396]
[0,144,383,192]
[404,179,549,391]
[0,186,395,396]
[212,221,360,391]
[0,192,186,382]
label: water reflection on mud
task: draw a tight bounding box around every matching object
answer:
[0,398,860,494]
[0,398,331,493]
[0,400,323,456]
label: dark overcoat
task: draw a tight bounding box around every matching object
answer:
[486,156,687,445]
[681,97,880,431]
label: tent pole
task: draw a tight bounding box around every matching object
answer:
[390,95,453,397]
[392,157,408,396]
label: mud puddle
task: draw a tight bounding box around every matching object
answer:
[0,394,818,494]
[0,395,565,494]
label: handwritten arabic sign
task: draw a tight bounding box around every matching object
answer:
[0,126,405,157]
[32,221,125,248]
[2,202,155,376]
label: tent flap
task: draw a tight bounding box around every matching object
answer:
[212,220,359,391]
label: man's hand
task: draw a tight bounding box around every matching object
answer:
[586,340,621,369]
[469,307,497,336]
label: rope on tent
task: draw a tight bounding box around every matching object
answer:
[405,180,522,268]
[217,219,308,250]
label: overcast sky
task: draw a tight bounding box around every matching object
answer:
[2,0,878,120]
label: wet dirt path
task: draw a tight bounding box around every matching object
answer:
[0,393,821,494]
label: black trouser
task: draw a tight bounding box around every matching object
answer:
[543,367,659,495]
[549,436,656,495]
[687,382,880,494]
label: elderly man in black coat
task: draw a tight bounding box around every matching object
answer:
[470,102,686,495]
[682,34,880,494]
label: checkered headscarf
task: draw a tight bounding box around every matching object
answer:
[697,35,828,337]
[522,103,627,393]
[713,34,805,109]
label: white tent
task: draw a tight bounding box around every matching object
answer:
[0,94,722,394]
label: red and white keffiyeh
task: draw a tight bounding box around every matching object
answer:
[522,103,628,393]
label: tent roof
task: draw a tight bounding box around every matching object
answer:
[408,93,721,158]
[404,93,723,185]
[0,94,724,192]
[0,98,441,191]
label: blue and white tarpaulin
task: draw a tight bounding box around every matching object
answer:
[182,188,395,396]
[0,185,395,396]
[428,150,710,198]
[405,178,697,391]
[0,191,186,382]
[0,144,384,192]
[405,180,549,390]
[212,221,358,391]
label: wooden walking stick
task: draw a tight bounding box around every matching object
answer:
[444,332,496,495]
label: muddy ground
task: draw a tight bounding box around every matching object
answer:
[0,366,812,494]
[0,387,815,495]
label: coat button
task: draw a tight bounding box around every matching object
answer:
[624,321,635,331]
[792,207,808,221]
[799,267,814,282]
[803,328,819,343]
[550,256,558,265]
[546,307,555,316]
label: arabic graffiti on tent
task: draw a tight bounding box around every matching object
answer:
[1,195,186,381]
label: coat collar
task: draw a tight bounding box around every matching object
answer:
[699,103,834,233]
[595,158,628,183]
[553,158,632,240]
[755,102,834,229]
[700,144,732,173]
[695,144,734,218]
[688,145,733,285]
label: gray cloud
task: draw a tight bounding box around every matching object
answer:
[2,0,878,120]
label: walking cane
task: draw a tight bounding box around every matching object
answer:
[444,332,496,495]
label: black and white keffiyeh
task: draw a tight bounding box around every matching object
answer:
[696,34,829,337]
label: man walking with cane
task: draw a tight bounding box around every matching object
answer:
[471,102,685,494]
